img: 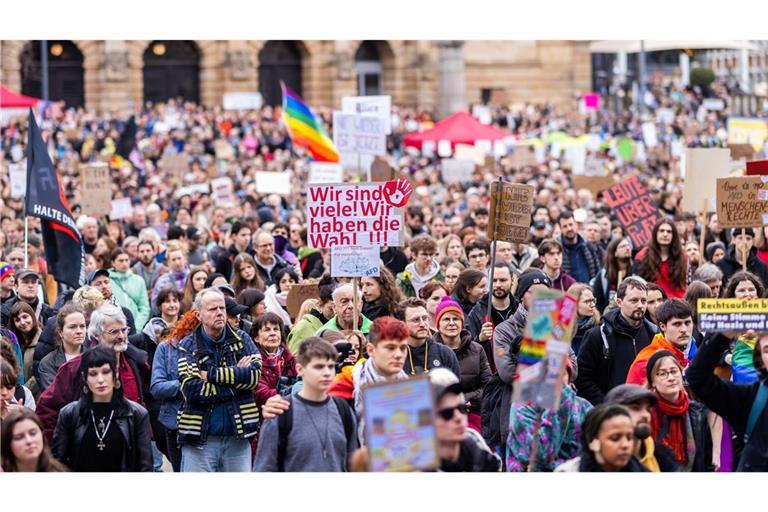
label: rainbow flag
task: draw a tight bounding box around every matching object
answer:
[281,83,339,162]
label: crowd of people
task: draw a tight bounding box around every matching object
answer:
[1,74,767,473]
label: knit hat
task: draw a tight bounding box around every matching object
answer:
[645,349,680,385]
[515,270,552,300]
[434,295,464,327]
[604,384,658,407]
[0,262,14,283]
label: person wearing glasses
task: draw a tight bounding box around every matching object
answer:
[252,231,292,288]
[645,350,713,471]
[464,239,490,273]
[567,284,600,356]
[429,368,500,472]
[35,304,150,443]
[394,298,460,378]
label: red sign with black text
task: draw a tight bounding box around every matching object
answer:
[603,176,662,249]
[746,160,768,176]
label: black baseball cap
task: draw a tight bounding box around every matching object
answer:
[225,297,248,317]
[86,268,110,285]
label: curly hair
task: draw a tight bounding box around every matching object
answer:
[723,270,765,299]
[637,219,687,290]
[162,310,200,346]
[362,267,403,314]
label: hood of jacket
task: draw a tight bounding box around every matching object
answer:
[142,317,169,344]
[404,259,441,288]
[297,246,319,260]
[602,307,655,338]
[108,268,133,282]
[724,244,760,265]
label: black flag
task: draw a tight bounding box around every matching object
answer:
[24,109,85,288]
[116,115,136,160]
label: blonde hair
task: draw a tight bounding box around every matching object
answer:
[72,285,106,313]
[566,283,600,323]
[296,298,318,320]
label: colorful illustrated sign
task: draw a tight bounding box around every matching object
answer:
[362,377,438,472]
[331,245,380,277]
[716,176,768,228]
[603,176,662,249]
[307,183,405,248]
[698,298,768,332]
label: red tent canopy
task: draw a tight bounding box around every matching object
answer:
[0,84,40,108]
[403,111,509,150]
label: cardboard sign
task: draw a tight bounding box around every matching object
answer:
[255,171,291,195]
[223,92,263,110]
[746,160,768,176]
[109,197,133,220]
[573,175,615,196]
[214,139,235,160]
[333,111,387,156]
[513,339,571,410]
[159,153,188,179]
[210,176,235,205]
[342,95,392,134]
[603,176,662,249]
[716,176,768,228]
[307,183,404,248]
[369,157,394,182]
[703,98,726,111]
[8,161,26,198]
[286,283,319,318]
[331,245,380,277]
[79,163,112,216]
[698,298,768,332]
[730,144,756,161]
[362,377,439,472]
[681,148,732,212]
[488,181,535,243]
[308,162,344,184]
[440,158,475,183]
[728,117,768,152]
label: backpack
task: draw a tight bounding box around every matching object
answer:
[276,394,355,472]
[480,374,506,451]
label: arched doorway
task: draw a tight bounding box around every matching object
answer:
[20,41,84,108]
[355,41,383,96]
[259,41,303,106]
[143,41,200,104]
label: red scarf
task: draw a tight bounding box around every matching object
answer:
[651,391,689,465]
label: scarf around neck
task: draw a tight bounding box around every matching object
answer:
[651,390,695,469]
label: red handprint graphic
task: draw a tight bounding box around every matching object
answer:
[383,178,413,208]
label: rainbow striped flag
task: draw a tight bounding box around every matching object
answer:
[281,83,339,162]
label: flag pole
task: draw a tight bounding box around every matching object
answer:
[24,217,29,268]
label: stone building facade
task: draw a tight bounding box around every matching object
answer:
[0,40,592,114]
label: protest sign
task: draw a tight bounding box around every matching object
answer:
[572,175,615,196]
[159,153,188,180]
[603,176,662,249]
[681,148,731,212]
[703,98,726,111]
[308,162,344,184]
[8,161,26,198]
[223,92,263,110]
[79,163,112,216]
[255,171,291,195]
[437,140,452,157]
[746,160,768,176]
[307,181,408,248]
[656,108,675,125]
[362,377,439,472]
[331,245,380,277]
[642,122,658,148]
[582,93,600,111]
[510,147,538,169]
[523,288,579,344]
[454,143,485,166]
[440,158,475,183]
[340,151,374,173]
[370,157,394,182]
[715,176,768,228]
[728,117,768,152]
[210,176,235,205]
[342,95,392,134]
[286,283,319,318]
[174,183,210,199]
[698,298,768,332]
[487,181,535,244]
[333,111,387,156]
[214,139,235,160]
[730,144,756,161]
[109,197,133,220]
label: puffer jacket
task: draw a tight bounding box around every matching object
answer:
[109,269,151,331]
[52,396,152,472]
[433,330,491,412]
[176,324,262,445]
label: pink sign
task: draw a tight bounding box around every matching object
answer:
[583,93,600,110]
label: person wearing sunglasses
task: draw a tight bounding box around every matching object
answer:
[35,304,151,443]
[430,368,500,472]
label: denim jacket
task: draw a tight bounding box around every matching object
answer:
[150,341,183,431]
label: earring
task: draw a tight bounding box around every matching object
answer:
[114,379,122,389]
[82,385,89,394]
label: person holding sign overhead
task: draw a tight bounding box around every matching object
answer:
[715,228,768,291]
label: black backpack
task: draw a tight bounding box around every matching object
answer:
[276,394,355,471]
[480,374,506,451]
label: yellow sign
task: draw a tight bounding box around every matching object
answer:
[698,298,768,332]
[698,298,768,313]
[727,117,768,152]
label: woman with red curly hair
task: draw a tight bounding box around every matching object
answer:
[148,309,199,472]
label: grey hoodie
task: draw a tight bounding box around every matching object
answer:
[142,317,169,344]
[404,260,441,296]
